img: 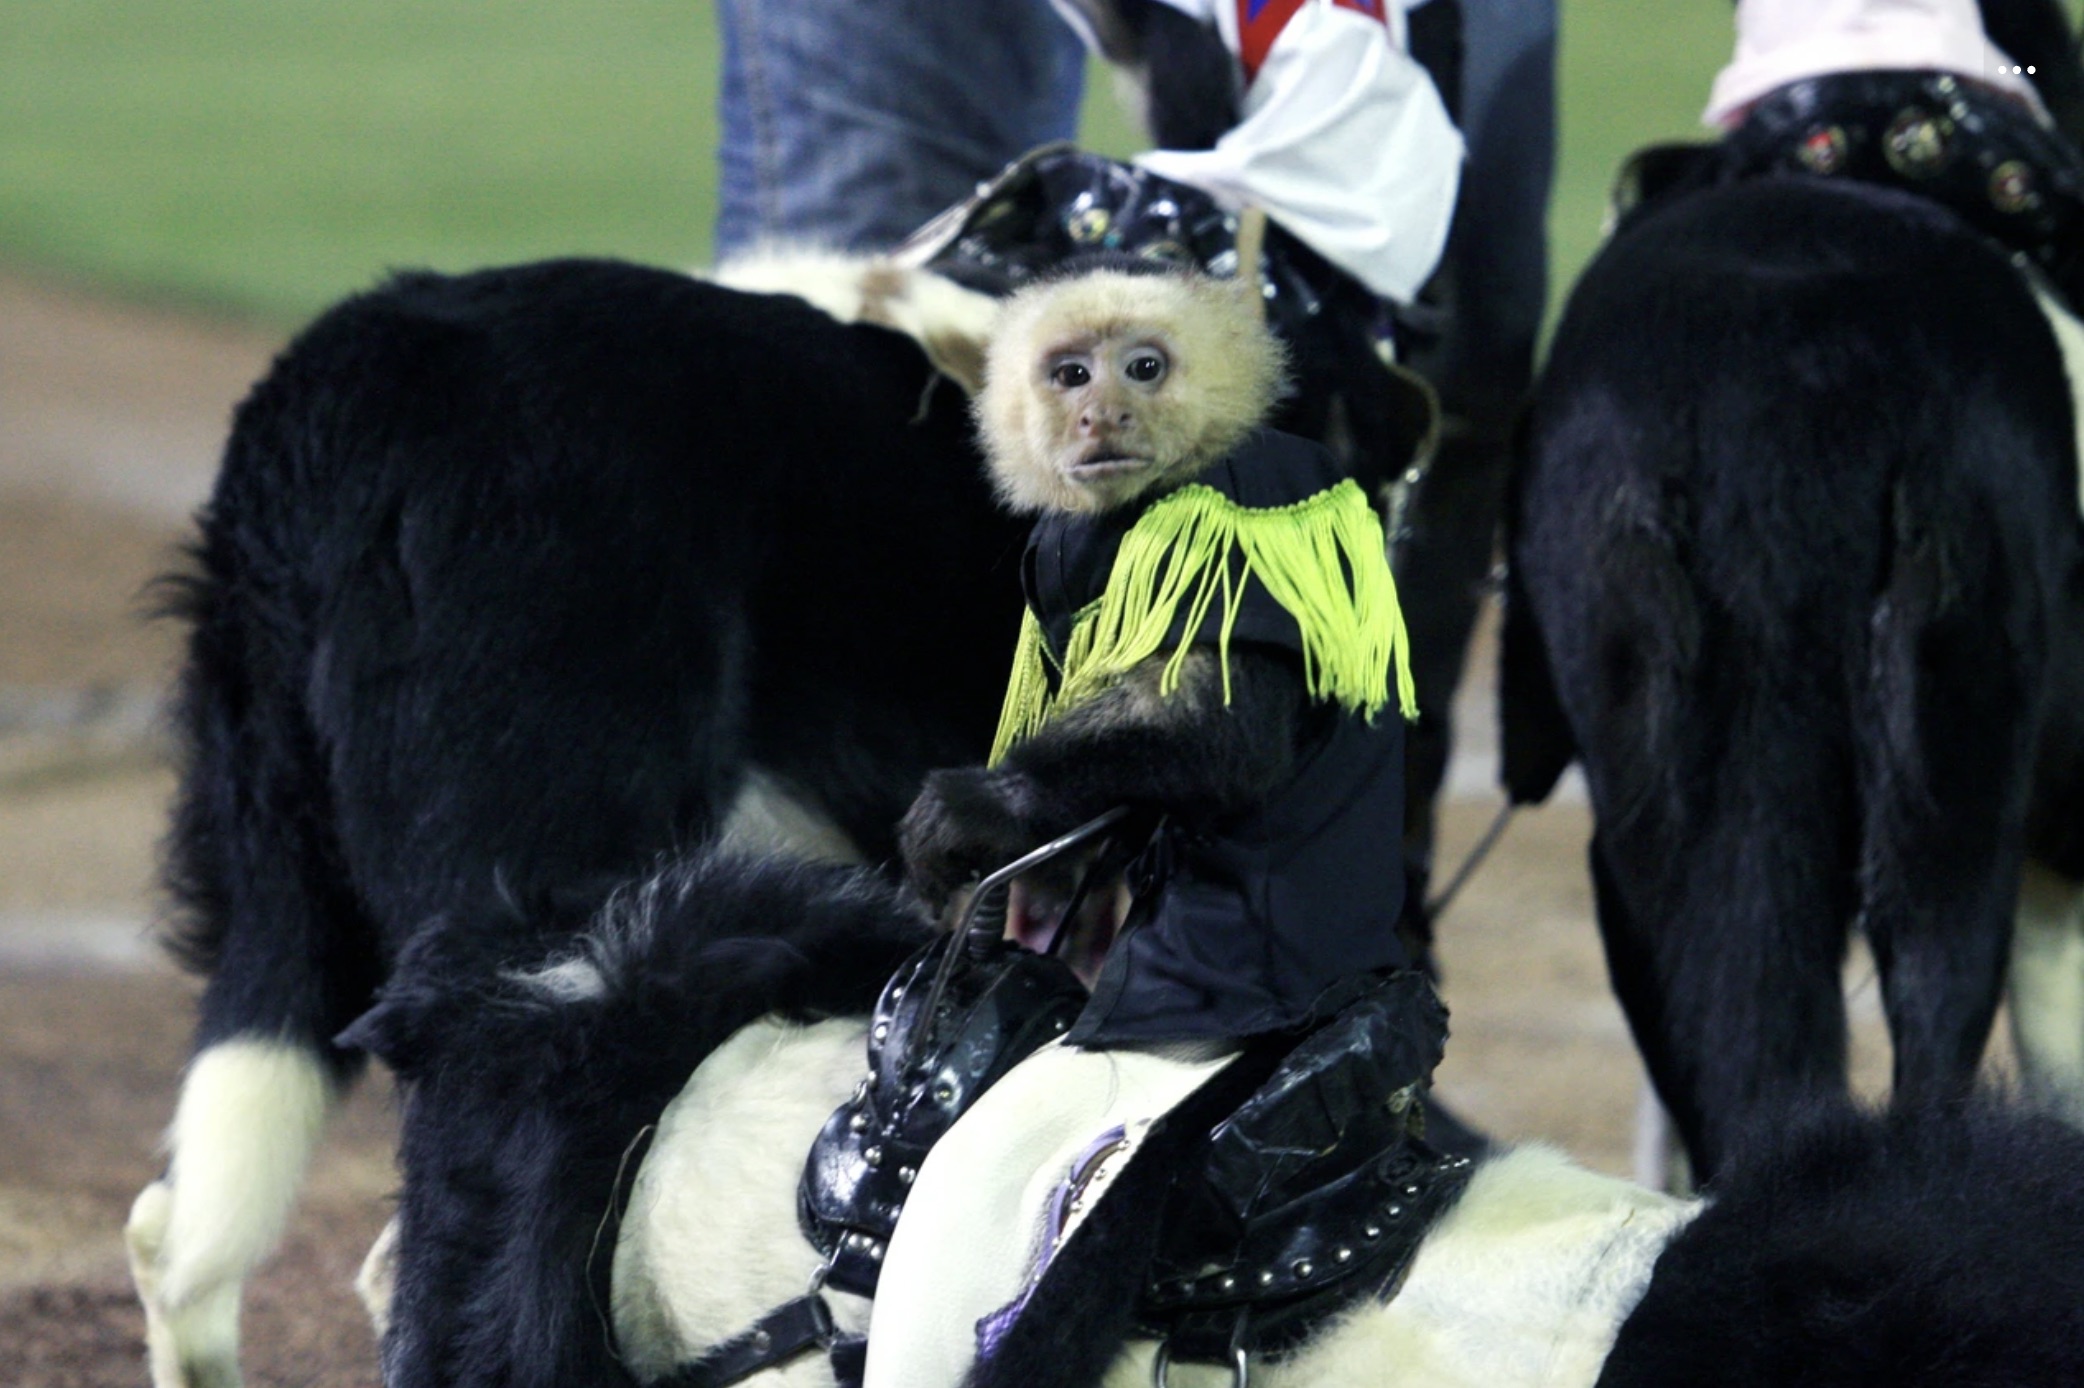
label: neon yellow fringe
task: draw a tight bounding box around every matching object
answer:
[990,478,1417,763]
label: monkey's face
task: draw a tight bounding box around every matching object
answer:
[1038,331,1187,511]
[977,269,1288,516]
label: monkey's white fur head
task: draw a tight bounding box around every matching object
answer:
[976,269,1289,515]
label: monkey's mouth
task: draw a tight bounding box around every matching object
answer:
[1067,448,1154,479]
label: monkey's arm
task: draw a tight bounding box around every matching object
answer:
[900,647,1307,908]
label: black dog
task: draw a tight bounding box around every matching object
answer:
[1503,16,2084,1177]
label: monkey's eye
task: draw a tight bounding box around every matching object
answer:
[1124,351,1167,384]
[1051,361,1091,389]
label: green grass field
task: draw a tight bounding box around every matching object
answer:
[0,2,1789,330]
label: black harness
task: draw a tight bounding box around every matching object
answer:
[1614,70,2084,316]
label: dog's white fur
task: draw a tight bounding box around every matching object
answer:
[127,1038,333,1388]
[610,1014,1703,1388]
[2013,861,2084,1121]
[354,1215,400,1341]
[718,767,865,866]
[2030,284,2084,515]
[611,1016,876,1384]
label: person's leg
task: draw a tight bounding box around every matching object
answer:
[1400,0,1558,938]
[1430,0,1558,418]
[716,0,1087,258]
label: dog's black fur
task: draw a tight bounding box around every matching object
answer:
[160,256,1023,1075]
[1503,115,2084,1171]
[340,849,930,1388]
[1598,1098,2084,1387]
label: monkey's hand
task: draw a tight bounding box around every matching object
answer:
[899,768,1035,912]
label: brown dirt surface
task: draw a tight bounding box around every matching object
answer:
[0,267,1924,1386]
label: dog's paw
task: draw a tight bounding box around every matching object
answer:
[127,1179,246,1388]
[355,1216,400,1339]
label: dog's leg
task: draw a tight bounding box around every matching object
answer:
[355,1215,401,1341]
[1857,503,2037,1116]
[126,1038,334,1388]
[2011,862,2084,1121]
[1866,846,2020,1115]
[1590,827,1849,1179]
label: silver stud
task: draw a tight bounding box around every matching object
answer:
[1363,1224,1382,1241]
[852,1079,870,1104]
[849,1111,869,1132]
[1386,1204,1403,1218]
[864,1145,883,1168]
[1257,1269,1275,1287]
[872,1023,889,1042]
[1335,1246,1353,1263]
[933,1082,956,1105]
[1052,1017,1068,1031]
[898,1166,916,1186]
[869,1240,885,1262]
[1404,1184,1421,1197]
[751,1329,772,1353]
[1219,1275,1237,1292]
[1292,1260,1314,1279]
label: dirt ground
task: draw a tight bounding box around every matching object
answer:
[0,268,1909,1387]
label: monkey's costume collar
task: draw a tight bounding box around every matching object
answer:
[995,431,1418,760]
[1001,429,1419,1045]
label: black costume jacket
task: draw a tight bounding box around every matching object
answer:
[1018,428,1410,1044]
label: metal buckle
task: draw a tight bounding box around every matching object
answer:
[806,1252,838,1302]
[1152,1339,1249,1388]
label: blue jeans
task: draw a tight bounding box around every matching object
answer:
[715,0,1088,257]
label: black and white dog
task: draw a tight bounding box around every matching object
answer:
[122,254,1026,1388]
[1503,0,2084,1178]
[352,846,2084,1388]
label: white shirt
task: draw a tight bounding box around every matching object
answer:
[1705,0,2043,128]
[1058,0,1464,304]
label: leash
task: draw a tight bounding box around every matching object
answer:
[1422,799,1515,924]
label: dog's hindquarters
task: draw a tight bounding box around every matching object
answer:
[1513,179,2080,1174]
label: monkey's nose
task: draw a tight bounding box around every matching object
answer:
[1079,408,1133,436]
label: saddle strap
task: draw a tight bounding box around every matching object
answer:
[651,1294,834,1388]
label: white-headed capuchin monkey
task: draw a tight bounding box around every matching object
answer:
[899,259,1419,1045]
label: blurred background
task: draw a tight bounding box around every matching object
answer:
[0,3,1983,1384]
